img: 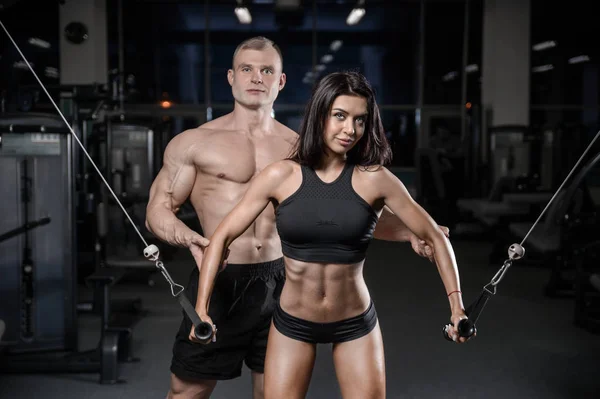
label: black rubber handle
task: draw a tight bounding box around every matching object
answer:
[443,318,476,341]
[176,293,215,343]
[194,320,214,341]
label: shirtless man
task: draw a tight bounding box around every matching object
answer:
[145,36,447,399]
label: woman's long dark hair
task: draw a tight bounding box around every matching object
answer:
[289,71,392,168]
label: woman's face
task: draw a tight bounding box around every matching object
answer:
[322,94,368,158]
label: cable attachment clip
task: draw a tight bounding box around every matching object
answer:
[487,243,525,288]
[508,243,525,260]
[143,244,184,297]
[143,244,160,262]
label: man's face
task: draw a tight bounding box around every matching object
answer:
[227,47,286,109]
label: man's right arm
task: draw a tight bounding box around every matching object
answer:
[145,131,206,248]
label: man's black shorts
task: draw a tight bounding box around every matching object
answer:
[170,258,285,381]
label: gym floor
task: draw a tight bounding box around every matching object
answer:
[1,238,598,398]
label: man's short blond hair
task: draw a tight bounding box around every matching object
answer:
[232,36,283,70]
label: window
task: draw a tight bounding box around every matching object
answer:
[530,0,599,106]
[423,0,466,105]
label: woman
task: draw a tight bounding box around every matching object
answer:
[194,71,471,398]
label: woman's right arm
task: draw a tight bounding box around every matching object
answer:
[195,161,292,318]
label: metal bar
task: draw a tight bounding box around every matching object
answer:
[312,0,317,83]
[204,0,212,121]
[100,102,600,117]
[460,0,470,141]
[416,0,426,148]
[118,0,125,113]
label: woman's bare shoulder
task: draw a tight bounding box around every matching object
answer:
[263,159,300,179]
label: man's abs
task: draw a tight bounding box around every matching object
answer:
[189,154,284,265]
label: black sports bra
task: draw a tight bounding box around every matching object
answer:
[275,163,379,263]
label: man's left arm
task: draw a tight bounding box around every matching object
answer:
[374,206,450,262]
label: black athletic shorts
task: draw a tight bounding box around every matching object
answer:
[273,299,378,344]
[170,258,285,381]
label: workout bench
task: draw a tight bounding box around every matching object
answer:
[85,266,143,384]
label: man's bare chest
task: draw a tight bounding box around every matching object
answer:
[197,137,292,184]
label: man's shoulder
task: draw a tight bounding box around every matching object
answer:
[199,114,230,131]
[272,120,299,142]
[273,120,298,136]
[195,115,249,141]
[175,119,238,142]
[166,126,229,161]
[169,126,212,148]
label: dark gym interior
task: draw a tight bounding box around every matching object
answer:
[1,1,599,398]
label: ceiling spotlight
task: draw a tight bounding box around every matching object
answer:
[346,8,365,25]
[235,7,252,24]
[568,55,590,64]
[532,40,556,51]
[321,54,333,64]
[330,40,343,52]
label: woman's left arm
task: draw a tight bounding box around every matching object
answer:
[375,168,467,324]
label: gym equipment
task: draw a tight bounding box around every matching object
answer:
[0,113,77,353]
[0,17,246,366]
[95,120,161,283]
[0,113,141,384]
[489,125,530,184]
[443,130,600,342]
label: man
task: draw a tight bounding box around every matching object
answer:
[146,36,447,399]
